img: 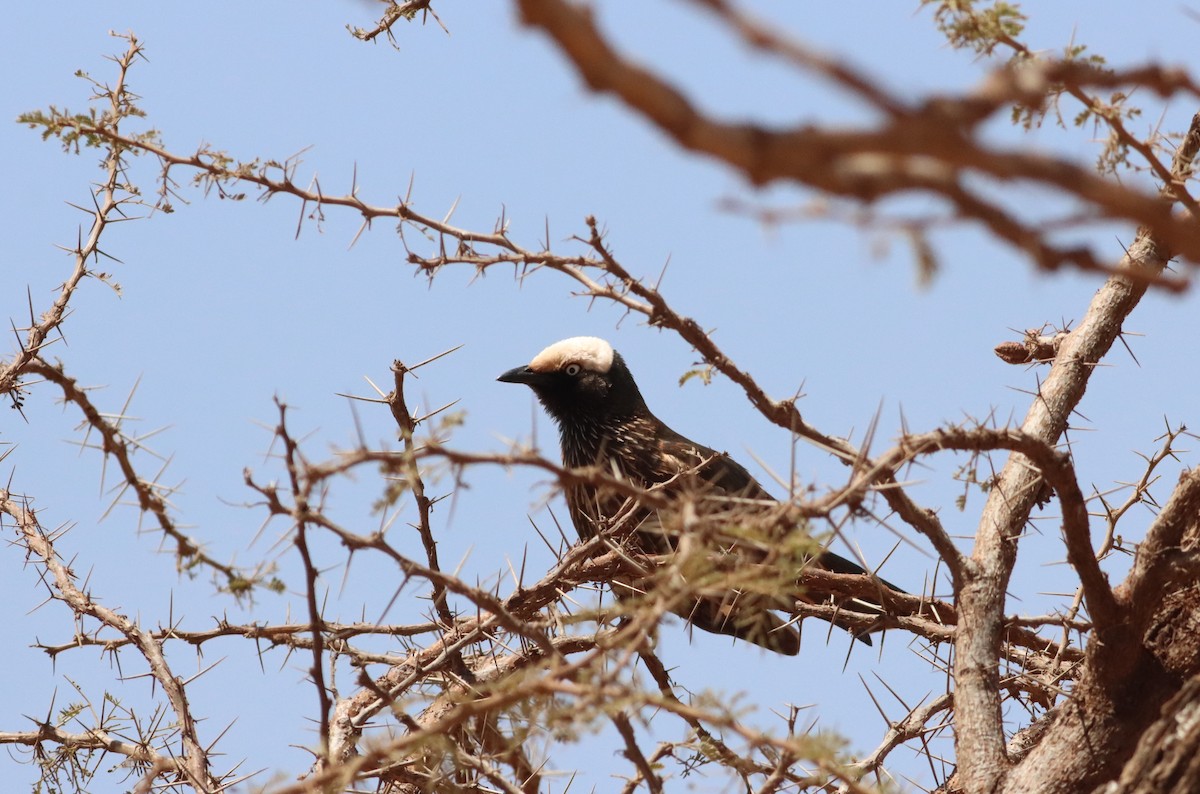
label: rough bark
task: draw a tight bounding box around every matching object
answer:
[1095,672,1200,794]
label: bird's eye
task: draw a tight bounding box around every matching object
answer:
[564,363,582,376]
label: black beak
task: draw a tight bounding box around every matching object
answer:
[497,365,546,386]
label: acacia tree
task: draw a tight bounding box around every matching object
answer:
[4,2,1200,793]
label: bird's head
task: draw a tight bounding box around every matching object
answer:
[497,336,647,427]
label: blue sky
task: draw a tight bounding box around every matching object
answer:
[3,2,1200,791]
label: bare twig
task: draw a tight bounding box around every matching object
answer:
[0,491,220,792]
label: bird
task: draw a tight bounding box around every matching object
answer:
[498,336,896,655]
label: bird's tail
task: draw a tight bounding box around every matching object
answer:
[686,548,902,652]
[685,592,803,656]
[809,548,905,645]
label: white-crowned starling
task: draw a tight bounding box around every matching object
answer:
[499,336,896,654]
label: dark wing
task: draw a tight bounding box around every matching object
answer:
[654,426,770,497]
[568,419,899,652]
[644,429,797,652]
[654,426,898,648]
[658,426,895,576]
[656,425,873,575]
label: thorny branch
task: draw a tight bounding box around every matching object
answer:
[3,35,265,592]
[388,357,461,636]
[349,0,442,44]
[10,8,1200,794]
[15,101,1175,794]
[853,691,955,785]
[14,98,976,599]
[273,399,335,759]
[513,0,1200,284]
[0,491,221,792]
[0,37,138,403]
[948,110,1200,794]
[26,359,257,586]
[0,36,246,791]
[231,412,1098,792]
